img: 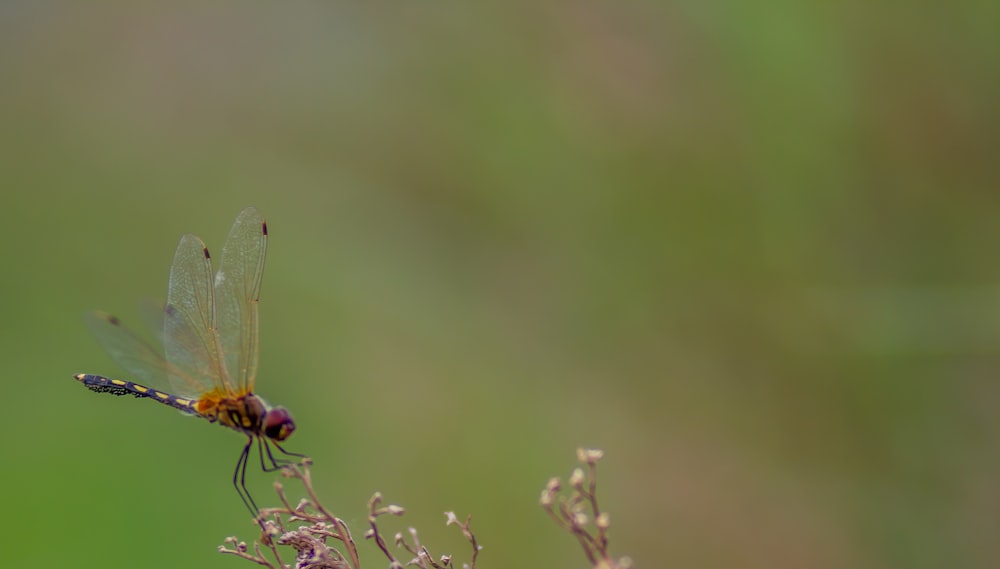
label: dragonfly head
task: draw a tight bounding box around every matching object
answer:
[263,406,296,441]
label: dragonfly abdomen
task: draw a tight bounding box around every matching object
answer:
[73,374,201,416]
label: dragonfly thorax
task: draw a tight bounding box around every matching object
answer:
[207,393,294,442]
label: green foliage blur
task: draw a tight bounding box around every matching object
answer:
[1,2,998,568]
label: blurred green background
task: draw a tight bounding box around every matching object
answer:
[1,2,998,568]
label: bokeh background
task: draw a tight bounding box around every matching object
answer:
[1,2,998,568]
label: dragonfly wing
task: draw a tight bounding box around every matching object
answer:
[215,207,267,395]
[163,233,231,398]
[83,310,169,388]
[138,297,166,347]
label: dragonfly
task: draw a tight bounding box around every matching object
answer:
[74,206,305,516]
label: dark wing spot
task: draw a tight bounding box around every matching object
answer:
[203,246,211,260]
[262,221,268,237]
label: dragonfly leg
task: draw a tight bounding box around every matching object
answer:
[233,436,258,517]
[259,438,308,472]
[273,441,309,462]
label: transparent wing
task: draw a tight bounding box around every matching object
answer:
[83,310,210,395]
[214,206,267,394]
[163,233,232,398]
[84,310,168,387]
[138,297,166,347]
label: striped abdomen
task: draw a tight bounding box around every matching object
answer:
[73,374,201,417]
[73,374,295,442]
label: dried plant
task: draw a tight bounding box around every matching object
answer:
[219,459,481,569]
[540,448,632,569]
[220,448,631,569]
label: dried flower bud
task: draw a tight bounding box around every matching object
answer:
[445,511,459,525]
[577,447,604,464]
[569,468,585,489]
[387,504,405,516]
[596,512,611,529]
[546,477,562,492]
[394,532,405,546]
[540,488,554,507]
[572,512,588,527]
[440,554,452,565]
[263,522,281,538]
[364,528,375,539]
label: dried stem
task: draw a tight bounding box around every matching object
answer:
[540,448,632,569]
[221,460,481,569]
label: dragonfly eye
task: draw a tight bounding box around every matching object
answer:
[264,407,296,441]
